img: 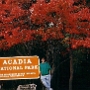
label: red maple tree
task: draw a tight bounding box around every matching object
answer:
[0,0,90,50]
[28,1,90,90]
[0,0,90,90]
[0,0,36,49]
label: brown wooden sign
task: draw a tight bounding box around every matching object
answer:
[0,56,40,80]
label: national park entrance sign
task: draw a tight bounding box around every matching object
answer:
[0,56,40,80]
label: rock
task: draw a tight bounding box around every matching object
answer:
[17,83,37,90]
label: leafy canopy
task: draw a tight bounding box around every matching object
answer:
[0,0,90,50]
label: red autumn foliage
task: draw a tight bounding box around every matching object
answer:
[0,0,90,50]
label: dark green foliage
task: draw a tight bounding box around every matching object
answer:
[0,41,90,90]
[72,48,90,90]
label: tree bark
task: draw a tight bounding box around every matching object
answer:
[69,50,73,90]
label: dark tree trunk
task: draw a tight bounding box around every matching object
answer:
[69,50,73,90]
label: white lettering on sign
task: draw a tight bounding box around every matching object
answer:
[3,59,32,65]
[0,66,23,70]
[24,65,38,69]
